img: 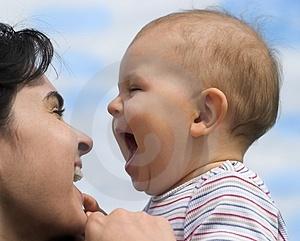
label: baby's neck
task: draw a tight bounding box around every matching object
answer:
[160,132,246,195]
[167,144,244,193]
[170,159,235,190]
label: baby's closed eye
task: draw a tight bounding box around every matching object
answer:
[129,85,142,92]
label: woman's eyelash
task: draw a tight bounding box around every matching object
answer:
[53,108,65,117]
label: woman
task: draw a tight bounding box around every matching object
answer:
[0,22,99,241]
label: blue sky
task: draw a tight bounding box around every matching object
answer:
[0,0,299,239]
[223,0,300,42]
[34,7,111,33]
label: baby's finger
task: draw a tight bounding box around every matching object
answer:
[82,193,107,215]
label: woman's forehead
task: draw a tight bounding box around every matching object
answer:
[15,76,57,105]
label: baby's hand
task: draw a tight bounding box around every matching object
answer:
[82,193,107,215]
[84,208,176,241]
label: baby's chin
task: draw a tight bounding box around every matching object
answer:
[132,179,169,196]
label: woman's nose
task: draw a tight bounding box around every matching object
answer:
[76,130,93,156]
[107,96,123,117]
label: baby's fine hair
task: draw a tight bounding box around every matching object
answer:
[131,9,281,147]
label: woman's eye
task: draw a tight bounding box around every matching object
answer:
[53,107,65,118]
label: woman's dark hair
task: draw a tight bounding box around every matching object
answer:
[0,23,53,131]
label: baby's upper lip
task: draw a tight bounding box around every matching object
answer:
[113,118,133,135]
[114,122,133,135]
[115,128,132,135]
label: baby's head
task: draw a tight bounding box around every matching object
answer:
[108,9,281,196]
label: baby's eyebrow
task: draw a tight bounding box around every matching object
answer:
[120,73,146,86]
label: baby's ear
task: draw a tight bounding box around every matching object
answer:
[190,88,228,138]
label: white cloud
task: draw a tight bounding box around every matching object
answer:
[0,0,101,24]
[49,0,222,64]
[0,0,221,63]
[245,128,300,174]
[279,47,300,114]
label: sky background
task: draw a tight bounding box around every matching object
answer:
[0,0,299,239]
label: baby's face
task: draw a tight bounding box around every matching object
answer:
[108,33,201,195]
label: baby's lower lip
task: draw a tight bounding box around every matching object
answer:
[125,149,138,170]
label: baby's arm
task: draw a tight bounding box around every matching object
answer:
[185,173,285,241]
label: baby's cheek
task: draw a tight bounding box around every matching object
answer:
[140,118,176,171]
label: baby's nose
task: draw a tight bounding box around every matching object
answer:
[107,96,123,117]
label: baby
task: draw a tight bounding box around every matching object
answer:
[108,9,288,240]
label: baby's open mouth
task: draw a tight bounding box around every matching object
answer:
[123,132,138,161]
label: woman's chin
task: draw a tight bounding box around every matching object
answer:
[57,196,87,237]
[59,215,86,239]
[70,204,87,234]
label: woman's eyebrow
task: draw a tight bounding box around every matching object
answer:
[43,91,64,108]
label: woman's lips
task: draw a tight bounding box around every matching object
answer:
[73,160,83,182]
[73,166,83,182]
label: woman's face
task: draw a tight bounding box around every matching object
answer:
[0,75,93,237]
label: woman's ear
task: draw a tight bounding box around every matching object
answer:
[190,88,228,138]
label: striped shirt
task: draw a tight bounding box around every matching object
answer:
[144,160,288,241]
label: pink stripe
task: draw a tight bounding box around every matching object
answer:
[150,195,191,209]
[279,229,287,241]
[201,175,270,196]
[168,216,185,222]
[236,165,246,172]
[188,194,277,218]
[191,230,257,241]
[202,175,259,190]
[211,212,276,239]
